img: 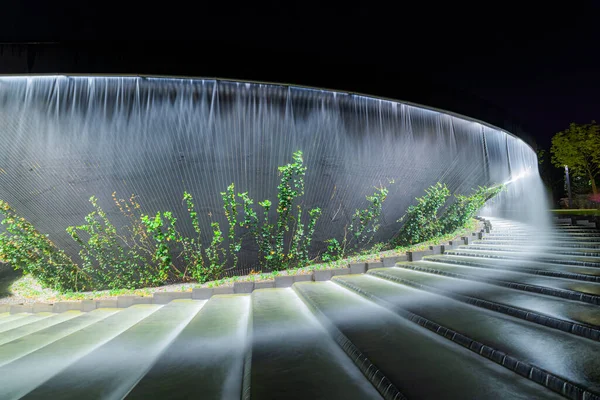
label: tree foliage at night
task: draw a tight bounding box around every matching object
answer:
[551,121,600,194]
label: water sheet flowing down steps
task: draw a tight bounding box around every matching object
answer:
[0,217,599,399]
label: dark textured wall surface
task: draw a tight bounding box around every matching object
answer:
[0,76,537,271]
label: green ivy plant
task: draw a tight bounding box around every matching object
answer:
[394,182,450,247]
[141,191,208,283]
[204,222,226,282]
[438,185,504,233]
[394,183,504,247]
[236,151,321,271]
[221,183,242,270]
[67,195,165,289]
[0,200,90,291]
[322,184,390,261]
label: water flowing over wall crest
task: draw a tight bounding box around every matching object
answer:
[0,76,541,271]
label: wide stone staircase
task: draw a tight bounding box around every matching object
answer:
[0,217,599,399]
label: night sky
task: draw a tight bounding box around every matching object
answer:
[1,3,599,149]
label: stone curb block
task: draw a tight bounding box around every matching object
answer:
[349,263,367,274]
[382,256,407,268]
[429,245,443,255]
[408,250,434,262]
[10,304,33,313]
[274,276,294,288]
[153,292,192,304]
[448,240,461,248]
[117,296,146,308]
[32,303,54,313]
[313,270,332,281]
[293,274,313,282]
[82,300,97,312]
[234,282,255,294]
[97,299,118,308]
[213,286,234,295]
[192,288,214,300]
[366,261,384,271]
[133,297,153,305]
[331,268,350,276]
[254,280,275,289]
[53,302,83,313]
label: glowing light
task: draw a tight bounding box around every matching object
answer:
[503,166,532,185]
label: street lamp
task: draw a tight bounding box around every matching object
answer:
[565,165,572,209]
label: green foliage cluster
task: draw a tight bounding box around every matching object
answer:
[395,183,450,246]
[238,151,322,270]
[0,147,503,293]
[438,186,504,233]
[67,194,179,290]
[64,151,321,289]
[394,183,503,247]
[140,191,211,283]
[0,200,90,291]
[322,184,389,262]
[551,121,600,194]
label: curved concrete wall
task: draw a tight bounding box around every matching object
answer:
[0,76,538,271]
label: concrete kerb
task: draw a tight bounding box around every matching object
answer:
[381,256,407,268]
[213,286,234,295]
[313,269,333,281]
[10,304,33,313]
[32,303,54,313]
[274,275,295,288]
[234,281,255,294]
[293,274,313,283]
[331,267,350,276]
[192,287,214,300]
[53,302,83,313]
[429,245,443,255]
[7,219,493,314]
[367,261,384,270]
[254,280,275,289]
[350,262,367,274]
[96,299,119,308]
[82,300,97,312]
[152,291,192,304]
[407,250,434,262]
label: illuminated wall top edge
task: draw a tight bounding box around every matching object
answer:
[0,74,533,153]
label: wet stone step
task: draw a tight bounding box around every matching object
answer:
[249,288,381,400]
[485,232,600,238]
[293,281,564,400]
[463,244,600,257]
[22,300,207,400]
[426,255,600,282]
[0,313,55,334]
[444,248,600,268]
[397,261,600,305]
[0,313,32,326]
[0,305,158,399]
[475,240,600,249]
[0,308,120,368]
[125,295,250,400]
[0,311,82,347]
[333,274,600,397]
[369,267,600,339]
